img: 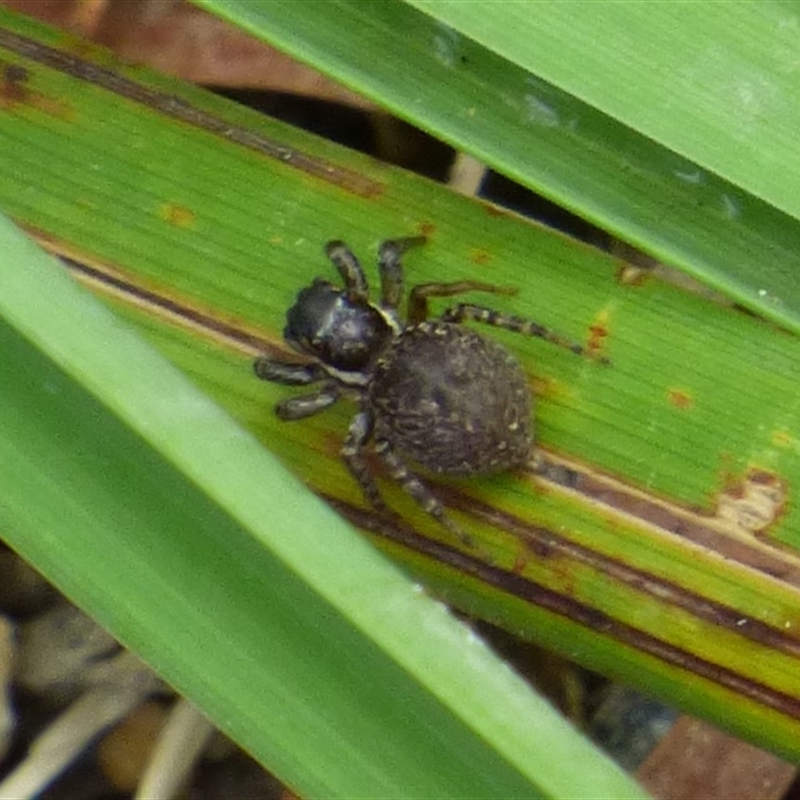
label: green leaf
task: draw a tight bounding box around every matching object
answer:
[196,0,800,334]
[411,1,800,220]
[0,8,644,799]
[5,0,800,783]
[0,163,641,800]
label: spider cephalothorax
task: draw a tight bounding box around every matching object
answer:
[255,237,599,543]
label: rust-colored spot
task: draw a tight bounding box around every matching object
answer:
[0,62,29,106]
[586,309,610,357]
[419,221,436,238]
[588,323,608,350]
[158,202,195,228]
[0,59,72,119]
[532,375,570,403]
[483,203,511,219]
[616,263,649,286]
[469,247,492,266]
[548,558,578,596]
[511,549,530,575]
[715,468,788,536]
[667,388,694,410]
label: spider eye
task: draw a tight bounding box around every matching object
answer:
[284,282,341,342]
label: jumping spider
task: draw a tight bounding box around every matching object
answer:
[255,237,602,545]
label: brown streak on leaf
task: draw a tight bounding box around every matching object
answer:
[0,58,72,118]
[537,452,800,585]
[327,494,800,724]
[27,228,278,357]
[457,492,800,656]
[0,28,383,198]
[716,468,788,537]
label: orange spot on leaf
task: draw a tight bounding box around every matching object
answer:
[667,389,694,410]
[469,248,492,266]
[483,204,511,219]
[587,309,610,357]
[0,61,73,120]
[158,203,196,228]
[771,429,793,449]
[419,222,436,238]
[0,63,29,107]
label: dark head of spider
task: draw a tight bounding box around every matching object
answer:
[283,278,394,373]
[254,237,608,547]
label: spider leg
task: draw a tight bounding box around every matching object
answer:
[440,303,609,363]
[254,358,327,385]
[325,240,369,298]
[254,358,340,419]
[275,385,341,420]
[373,437,475,548]
[341,410,388,512]
[408,280,516,324]
[377,236,426,310]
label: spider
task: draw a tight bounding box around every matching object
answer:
[255,237,602,545]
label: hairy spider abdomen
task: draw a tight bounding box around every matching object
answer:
[370,321,533,476]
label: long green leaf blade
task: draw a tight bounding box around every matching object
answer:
[195,0,800,333]
[410,1,800,220]
[0,212,643,798]
[5,0,800,771]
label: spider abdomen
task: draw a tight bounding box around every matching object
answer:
[370,321,533,476]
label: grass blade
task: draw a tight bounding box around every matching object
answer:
[5,0,800,772]
[0,215,643,797]
[195,0,800,333]
[410,2,800,220]
[0,10,648,797]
